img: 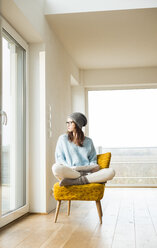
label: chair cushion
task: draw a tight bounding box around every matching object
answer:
[53,182,105,201]
[97,152,111,169]
[53,153,111,202]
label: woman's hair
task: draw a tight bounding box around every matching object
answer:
[68,122,85,147]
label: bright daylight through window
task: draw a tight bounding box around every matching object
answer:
[88,89,157,186]
[1,31,26,216]
[88,89,157,149]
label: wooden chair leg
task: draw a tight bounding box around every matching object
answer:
[96,201,103,224]
[99,200,103,216]
[67,200,71,216]
[54,200,61,223]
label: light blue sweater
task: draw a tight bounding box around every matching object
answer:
[55,134,97,168]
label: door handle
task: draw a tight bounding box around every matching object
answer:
[0,110,7,125]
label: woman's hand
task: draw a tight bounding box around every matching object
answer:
[91,164,100,173]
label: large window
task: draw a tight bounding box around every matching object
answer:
[88,89,157,186]
[0,20,28,227]
[88,89,157,148]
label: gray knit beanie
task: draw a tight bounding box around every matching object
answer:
[69,112,87,129]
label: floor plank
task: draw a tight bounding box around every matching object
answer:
[134,189,157,248]
[112,190,135,248]
[1,188,157,248]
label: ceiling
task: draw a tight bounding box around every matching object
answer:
[46,8,157,70]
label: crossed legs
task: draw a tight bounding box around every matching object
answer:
[52,163,115,186]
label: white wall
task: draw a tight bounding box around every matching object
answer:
[45,35,74,212]
[81,67,157,89]
[1,0,80,213]
[45,0,157,14]
[71,86,85,114]
[29,43,46,212]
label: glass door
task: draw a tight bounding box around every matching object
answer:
[0,24,28,227]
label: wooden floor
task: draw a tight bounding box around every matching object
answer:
[1,188,157,248]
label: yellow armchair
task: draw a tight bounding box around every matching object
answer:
[53,152,111,223]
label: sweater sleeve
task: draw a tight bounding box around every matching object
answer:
[88,139,97,165]
[55,136,68,166]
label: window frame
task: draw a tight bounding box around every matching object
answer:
[0,17,29,228]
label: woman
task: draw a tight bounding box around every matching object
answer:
[52,112,115,186]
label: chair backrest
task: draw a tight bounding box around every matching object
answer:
[97,152,111,169]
